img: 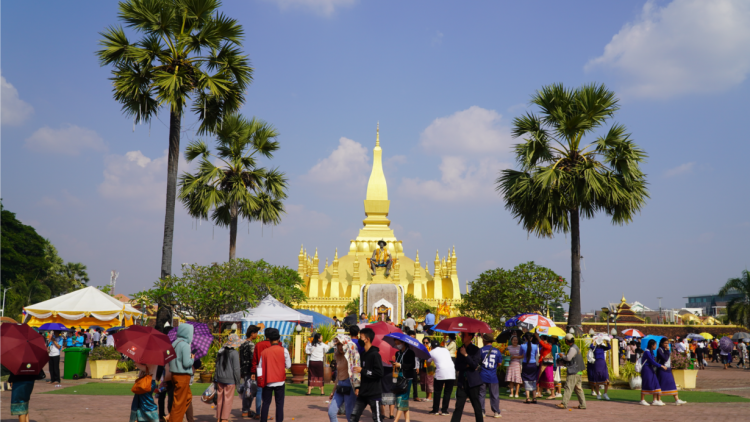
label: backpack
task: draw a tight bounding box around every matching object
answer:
[634,355,643,373]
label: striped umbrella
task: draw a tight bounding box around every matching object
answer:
[517,314,556,330]
[621,328,644,337]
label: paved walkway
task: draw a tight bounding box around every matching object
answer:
[2,363,748,422]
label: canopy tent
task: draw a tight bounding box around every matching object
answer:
[296,309,334,328]
[23,286,142,330]
[219,295,313,339]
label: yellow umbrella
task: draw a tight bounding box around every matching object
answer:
[699,332,714,340]
[534,326,567,337]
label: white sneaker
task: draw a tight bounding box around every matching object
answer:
[602,393,610,401]
[555,393,562,398]
[640,400,650,406]
[676,399,687,405]
[596,395,602,400]
[652,400,665,406]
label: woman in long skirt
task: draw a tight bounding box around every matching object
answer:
[214,334,242,422]
[9,371,39,422]
[655,338,687,405]
[519,331,539,404]
[640,339,664,406]
[537,335,554,398]
[393,339,415,422]
[421,339,435,402]
[588,340,611,400]
[506,336,523,398]
[381,365,396,418]
[131,363,159,422]
[306,333,328,395]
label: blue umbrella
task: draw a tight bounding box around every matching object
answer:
[640,334,668,353]
[106,326,126,333]
[383,332,431,359]
[432,328,459,334]
[296,309,334,328]
[38,323,68,331]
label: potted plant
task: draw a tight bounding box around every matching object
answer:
[619,362,641,390]
[200,340,221,383]
[89,346,122,379]
[670,350,698,389]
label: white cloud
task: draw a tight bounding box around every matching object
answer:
[664,162,695,177]
[267,0,356,16]
[99,150,184,211]
[399,156,507,202]
[25,124,106,155]
[303,137,370,191]
[432,31,444,47]
[1,74,34,126]
[586,0,750,98]
[419,106,513,155]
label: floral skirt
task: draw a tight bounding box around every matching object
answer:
[10,379,34,415]
[505,360,522,384]
[396,379,412,412]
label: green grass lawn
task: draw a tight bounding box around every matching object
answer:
[44,382,750,403]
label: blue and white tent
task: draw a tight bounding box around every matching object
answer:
[220,295,313,340]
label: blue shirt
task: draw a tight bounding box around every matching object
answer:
[480,345,500,383]
[519,343,539,364]
[424,313,435,325]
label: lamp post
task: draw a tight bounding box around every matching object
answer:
[1,287,11,318]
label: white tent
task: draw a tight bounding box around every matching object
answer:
[24,286,142,329]
[220,295,312,337]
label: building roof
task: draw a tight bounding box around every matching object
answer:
[113,293,131,303]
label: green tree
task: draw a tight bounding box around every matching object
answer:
[344,297,360,317]
[179,114,287,259]
[404,294,435,321]
[97,0,253,328]
[135,259,306,324]
[497,83,648,328]
[549,301,565,322]
[719,269,750,328]
[458,261,569,329]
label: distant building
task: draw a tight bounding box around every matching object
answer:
[684,289,742,316]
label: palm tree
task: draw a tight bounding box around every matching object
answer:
[718,269,750,328]
[496,83,649,329]
[96,0,252,279]
[179,114,288,260]
[62,263,90,292]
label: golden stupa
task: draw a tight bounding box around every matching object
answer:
[295,125,461,322]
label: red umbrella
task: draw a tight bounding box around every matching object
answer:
[0,323,49,375]
[434,317,492,334]
[113,325,176,365]
[365,322,402,365]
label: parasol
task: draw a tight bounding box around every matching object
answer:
[640,334,667,352]
[732,332,750,341]
[621,328,644,337]
[504,313,532,328]
[1,323,49,375]
[719,336,734,354]
[434,317,492,333]
[516,314,556,330]
[106,326,127,333]
[687,333,706,341]
[534,326,566,337]
[383,333,431,359]
[365,321,402,365]
[167,321,214,359]
[699,332,714,340]
[38,322,69,331]
[114,325,176,365]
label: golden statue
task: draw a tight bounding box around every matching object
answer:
[370,239,393,277]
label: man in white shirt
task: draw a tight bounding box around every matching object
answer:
[47,331,63,386]
[402,314,416,332]
[427,341,456,415]
[92,329,101,347]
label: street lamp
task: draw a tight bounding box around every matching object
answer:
[588,328,595,336]
[295,323,302,333]
[499,317,506,326]
[610,328,617,336]
[1,287,11,318]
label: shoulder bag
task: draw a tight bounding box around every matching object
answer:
[131,369,152,395]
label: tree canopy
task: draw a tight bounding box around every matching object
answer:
[134,258,307,324]
[719,269,750,328]
[458,261,569,329]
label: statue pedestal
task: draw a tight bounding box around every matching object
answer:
[370,267,391,284]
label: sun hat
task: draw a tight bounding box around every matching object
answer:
[224,334,242,349]
[564,334,575,341]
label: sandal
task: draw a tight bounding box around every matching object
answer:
[555,404,566,409]
[531,399,537,404]
[524,399,531,404]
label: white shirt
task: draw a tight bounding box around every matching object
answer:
[48,337,62,357]
[403,318,416,331]
[428,347,455,380]
[306,342,329,362]
[106,335,115,347]
[93,331,101,341]
[257,348,291,387]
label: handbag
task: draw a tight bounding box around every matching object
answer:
[336,384,352,395]
[131,372,153,395]
[201,382,218,405]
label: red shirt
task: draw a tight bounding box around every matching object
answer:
[538,339,552,363]
[251,340,271,375]
[259,344,287,387]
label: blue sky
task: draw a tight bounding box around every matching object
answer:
[2,0,749,312]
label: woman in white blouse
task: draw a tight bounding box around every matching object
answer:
[306,333,329,395]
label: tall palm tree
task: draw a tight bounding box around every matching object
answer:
[62,263,90,292]
[719,269,750,328]
[97,0,252,328]
[496,83,649,329]
[179,114,288,260]
[96,0,252,277]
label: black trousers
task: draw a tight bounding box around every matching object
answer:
[432,379,455,413]
[412,372,420,400]
[49,356,61,382]
[158,380,174,420]
[351,396,383,422]
[450,384,483,422]
[261,385,285,422]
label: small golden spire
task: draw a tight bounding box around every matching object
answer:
[376,122,380,147]
[621,294,627,304]
[334,248,339,260]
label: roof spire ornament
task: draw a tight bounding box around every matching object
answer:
[376,122,380,147]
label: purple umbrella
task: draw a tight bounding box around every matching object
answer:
[167,322,214,359]
[719,336,734,354]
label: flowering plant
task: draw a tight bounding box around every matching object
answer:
[670,350,690,370]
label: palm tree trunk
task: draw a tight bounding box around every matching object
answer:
[156,109,181,330]
[229,201,238,260]
[568,208,582,330]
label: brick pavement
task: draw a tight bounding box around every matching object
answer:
[2,360,749,422]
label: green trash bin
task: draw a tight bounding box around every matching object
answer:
[63,347,90,380]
